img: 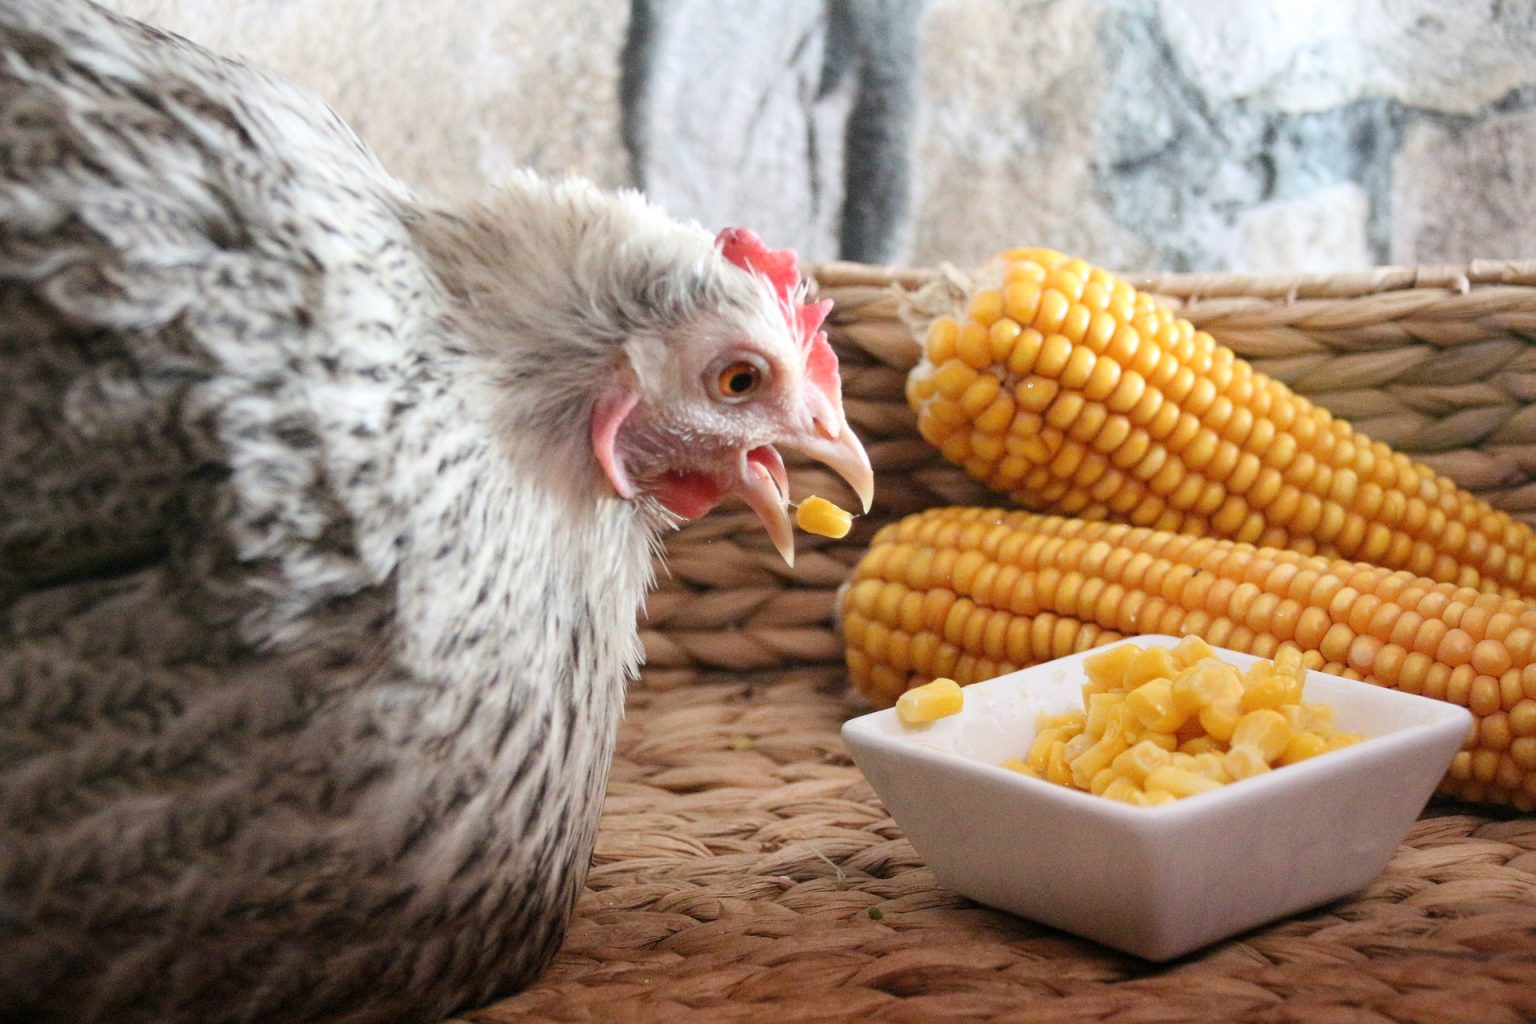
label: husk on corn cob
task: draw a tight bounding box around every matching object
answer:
[905,248,1536,600]
[843,506,1536,811]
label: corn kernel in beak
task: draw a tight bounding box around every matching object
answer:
[795,495,854,539]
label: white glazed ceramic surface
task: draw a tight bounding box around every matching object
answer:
[841,635,1472,961]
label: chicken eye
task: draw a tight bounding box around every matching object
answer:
[715,361,761,400]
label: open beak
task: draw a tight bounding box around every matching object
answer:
[731,416,874,568]
[735,446,796,565]
[796,415,876,514]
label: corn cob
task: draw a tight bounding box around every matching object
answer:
[905,248,1536,600]
[842,505,1536,810]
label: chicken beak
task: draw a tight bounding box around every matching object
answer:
[798,415,875,514]
[732,416,874,569]
[735,446,796,567]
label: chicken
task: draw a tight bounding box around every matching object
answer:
[0,3,874,1023]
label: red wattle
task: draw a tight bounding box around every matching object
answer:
[653,471,725,521]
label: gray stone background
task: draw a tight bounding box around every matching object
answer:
[104,0,1536,274]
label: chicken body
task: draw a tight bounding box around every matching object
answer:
[0,3,869,1022]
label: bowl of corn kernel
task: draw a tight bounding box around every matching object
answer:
[841,634,1471,961]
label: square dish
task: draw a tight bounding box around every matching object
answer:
[841,634,1472,961]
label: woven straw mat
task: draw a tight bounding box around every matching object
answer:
[454,260,1536,1024]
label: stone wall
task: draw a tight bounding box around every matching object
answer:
[101,0,1536,274]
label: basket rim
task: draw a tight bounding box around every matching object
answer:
[808,257,1536,301]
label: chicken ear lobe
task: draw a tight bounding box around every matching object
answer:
[591,387,640,499]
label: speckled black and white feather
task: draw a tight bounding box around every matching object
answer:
[0,3,793,1022]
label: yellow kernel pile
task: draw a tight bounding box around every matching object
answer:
[896,676,964,725]
[795,495,855,539]
[1008,638,1362,806]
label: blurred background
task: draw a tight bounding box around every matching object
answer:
[102,0,1536,274]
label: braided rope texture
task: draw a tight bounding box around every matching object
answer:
[642,259,1536,688]
[457,677,1536,1023]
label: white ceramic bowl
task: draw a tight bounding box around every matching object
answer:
[841,635,1472,961]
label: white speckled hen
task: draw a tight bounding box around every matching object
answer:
[0,3,874,1022]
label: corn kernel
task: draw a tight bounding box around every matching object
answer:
[1186,752,1234,784]
[1240,672,1298,712]
[1171,663,1235,712]
[1038,710,1087,732]
[1045,739,1074,786]
[925,316,959,363]
[1101,777,1144,803]
[1083,691,1121,737]
[1070,733,1130,789]
[1133,789,1179,808]
[895,677,964,725]
[1125,645,1179,688]
[1198,697,1242,744]
[1177,735,1223,756]
[1024,732,1058,774]
[1082,643,1139,692]
[1089,766,1118,795]
[1279,731,1329,765]
[1171,635,1218,667]
[1111,739,1172,784]
[795,496,854,539]
[1145,765,1223,798]
[1126,678,1189,732]
[1282,702,1335,734]
[1225,745,1272,780]
[1231,709,1293,762]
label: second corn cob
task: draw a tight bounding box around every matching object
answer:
[842,505,1536,811]
[904,248,1536,600]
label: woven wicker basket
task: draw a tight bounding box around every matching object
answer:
[459,261,1536,1024]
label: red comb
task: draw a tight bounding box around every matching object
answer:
[716,227,834,354]
[717,226,843,427]
[717,227,799,301]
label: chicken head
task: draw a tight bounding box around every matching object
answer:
[590,228,873,564]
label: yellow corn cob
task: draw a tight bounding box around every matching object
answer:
[841,505,1536,811]
[905,248,1536,600]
